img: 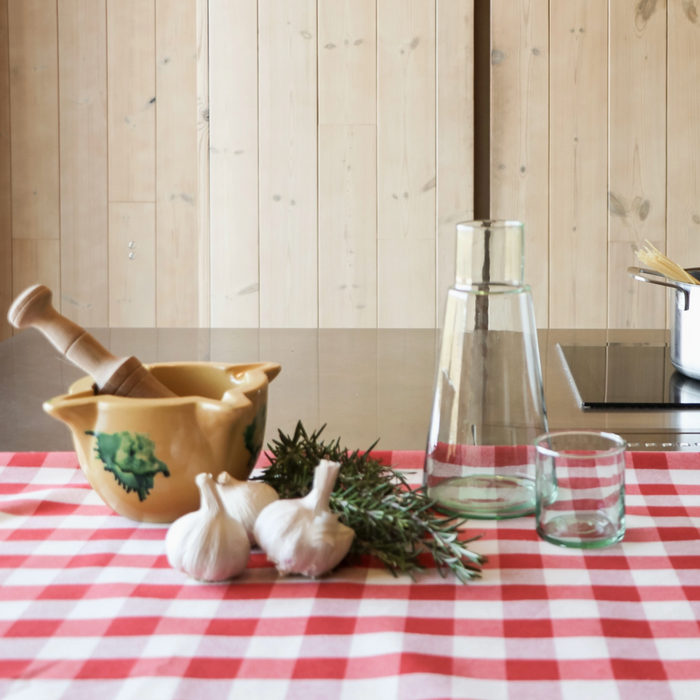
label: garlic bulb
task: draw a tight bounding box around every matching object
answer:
[254,459,354,578]
[166,473,250,582]
[216,472,279,544]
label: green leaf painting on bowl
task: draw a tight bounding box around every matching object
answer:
[85,430,170,502]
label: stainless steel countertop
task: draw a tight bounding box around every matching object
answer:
[1,328,699,451]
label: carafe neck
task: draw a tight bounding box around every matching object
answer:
[455,220,525,288]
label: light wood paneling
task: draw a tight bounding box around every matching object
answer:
[58,0,109,326]
[549,0,608,329]
[490,0,549,327]
[437,0,474,326]
[0,0,12,340]
[8,0,60,241]
[608,0,666,329]
[109,203,156,327]
[155,0,200,327]
[107,0,156,203]
[318,0,376,125]
[377,0,436,327]
[378,238,435,328]
[317,0,376,328]
[209,0,259,327]
[668,0,700,276]
[319,125,377,327]
[13,239,61,298]
[3,0,483,332]
[609,238,666,329]
[258,0,318,328]
[196,0,210,327]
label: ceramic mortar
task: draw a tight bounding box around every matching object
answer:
[43,361,281,523]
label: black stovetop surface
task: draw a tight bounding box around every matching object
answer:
[557,344,700,410]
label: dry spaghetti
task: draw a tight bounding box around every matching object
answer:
[635,241,700,286]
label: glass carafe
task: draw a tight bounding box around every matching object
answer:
[424,220,547,519]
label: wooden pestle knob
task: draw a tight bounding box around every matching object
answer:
[8,285,176,399]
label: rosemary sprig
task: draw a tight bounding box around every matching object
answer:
[254,422,487,583]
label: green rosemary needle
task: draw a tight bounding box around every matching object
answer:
[254,422,487,583]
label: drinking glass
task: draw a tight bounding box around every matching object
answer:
[535,431,626,548]
[424,221,548,519]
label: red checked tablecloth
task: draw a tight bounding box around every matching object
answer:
[0,450,699,700]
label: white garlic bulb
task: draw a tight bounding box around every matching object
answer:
[216,472,279,544]
[254,459,354,578]
[166,473,250,582]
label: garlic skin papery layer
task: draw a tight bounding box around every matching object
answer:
[166,473,250,582]
[216,472,279,544]
[254,459,355,578]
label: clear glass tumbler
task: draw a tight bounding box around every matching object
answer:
[535,431,627,548]
[424,221,548,519]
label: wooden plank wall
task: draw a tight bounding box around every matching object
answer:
[1,0,473,333]
[493,0,697,330]
[668,0,700,275]
[209,0,475,329]
[12,2,698,332]
[1,0,208,336]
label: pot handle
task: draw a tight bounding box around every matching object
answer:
[627,267,690,311]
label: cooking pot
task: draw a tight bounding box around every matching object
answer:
[628,266,700,380]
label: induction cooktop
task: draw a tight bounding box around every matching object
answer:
[557,343,700,410]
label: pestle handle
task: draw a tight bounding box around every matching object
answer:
[8,285,176,398]
[9,285,118,376]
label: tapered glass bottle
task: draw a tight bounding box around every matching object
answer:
[424,221,547,518]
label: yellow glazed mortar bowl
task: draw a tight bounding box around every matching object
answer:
[43,362,281,523]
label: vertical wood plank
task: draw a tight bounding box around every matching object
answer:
[109,203,156,327]
[608,0,666,329]
[549,0,608,328]
[319,125,377,327]
[196,0,210,327]
[377,0,436,328]
[209,0,259,327]
[437,0,474,325]
[258,0,318,328]
[318,0,376,125]
[156,0,200,327]
[667,0,700,279]
[490,0,549,327]
[0,0,12,340]
[107,0,156,203]
[13,239,61,297]
[377,239,436,327]
[8,0,60,241]
[58,0,109,326]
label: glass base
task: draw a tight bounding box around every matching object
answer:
[537,512,625,549]
[428,474,536,519]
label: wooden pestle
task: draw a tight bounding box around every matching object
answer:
[8,285,176,398]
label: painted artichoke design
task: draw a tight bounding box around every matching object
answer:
[86,430,170,501]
